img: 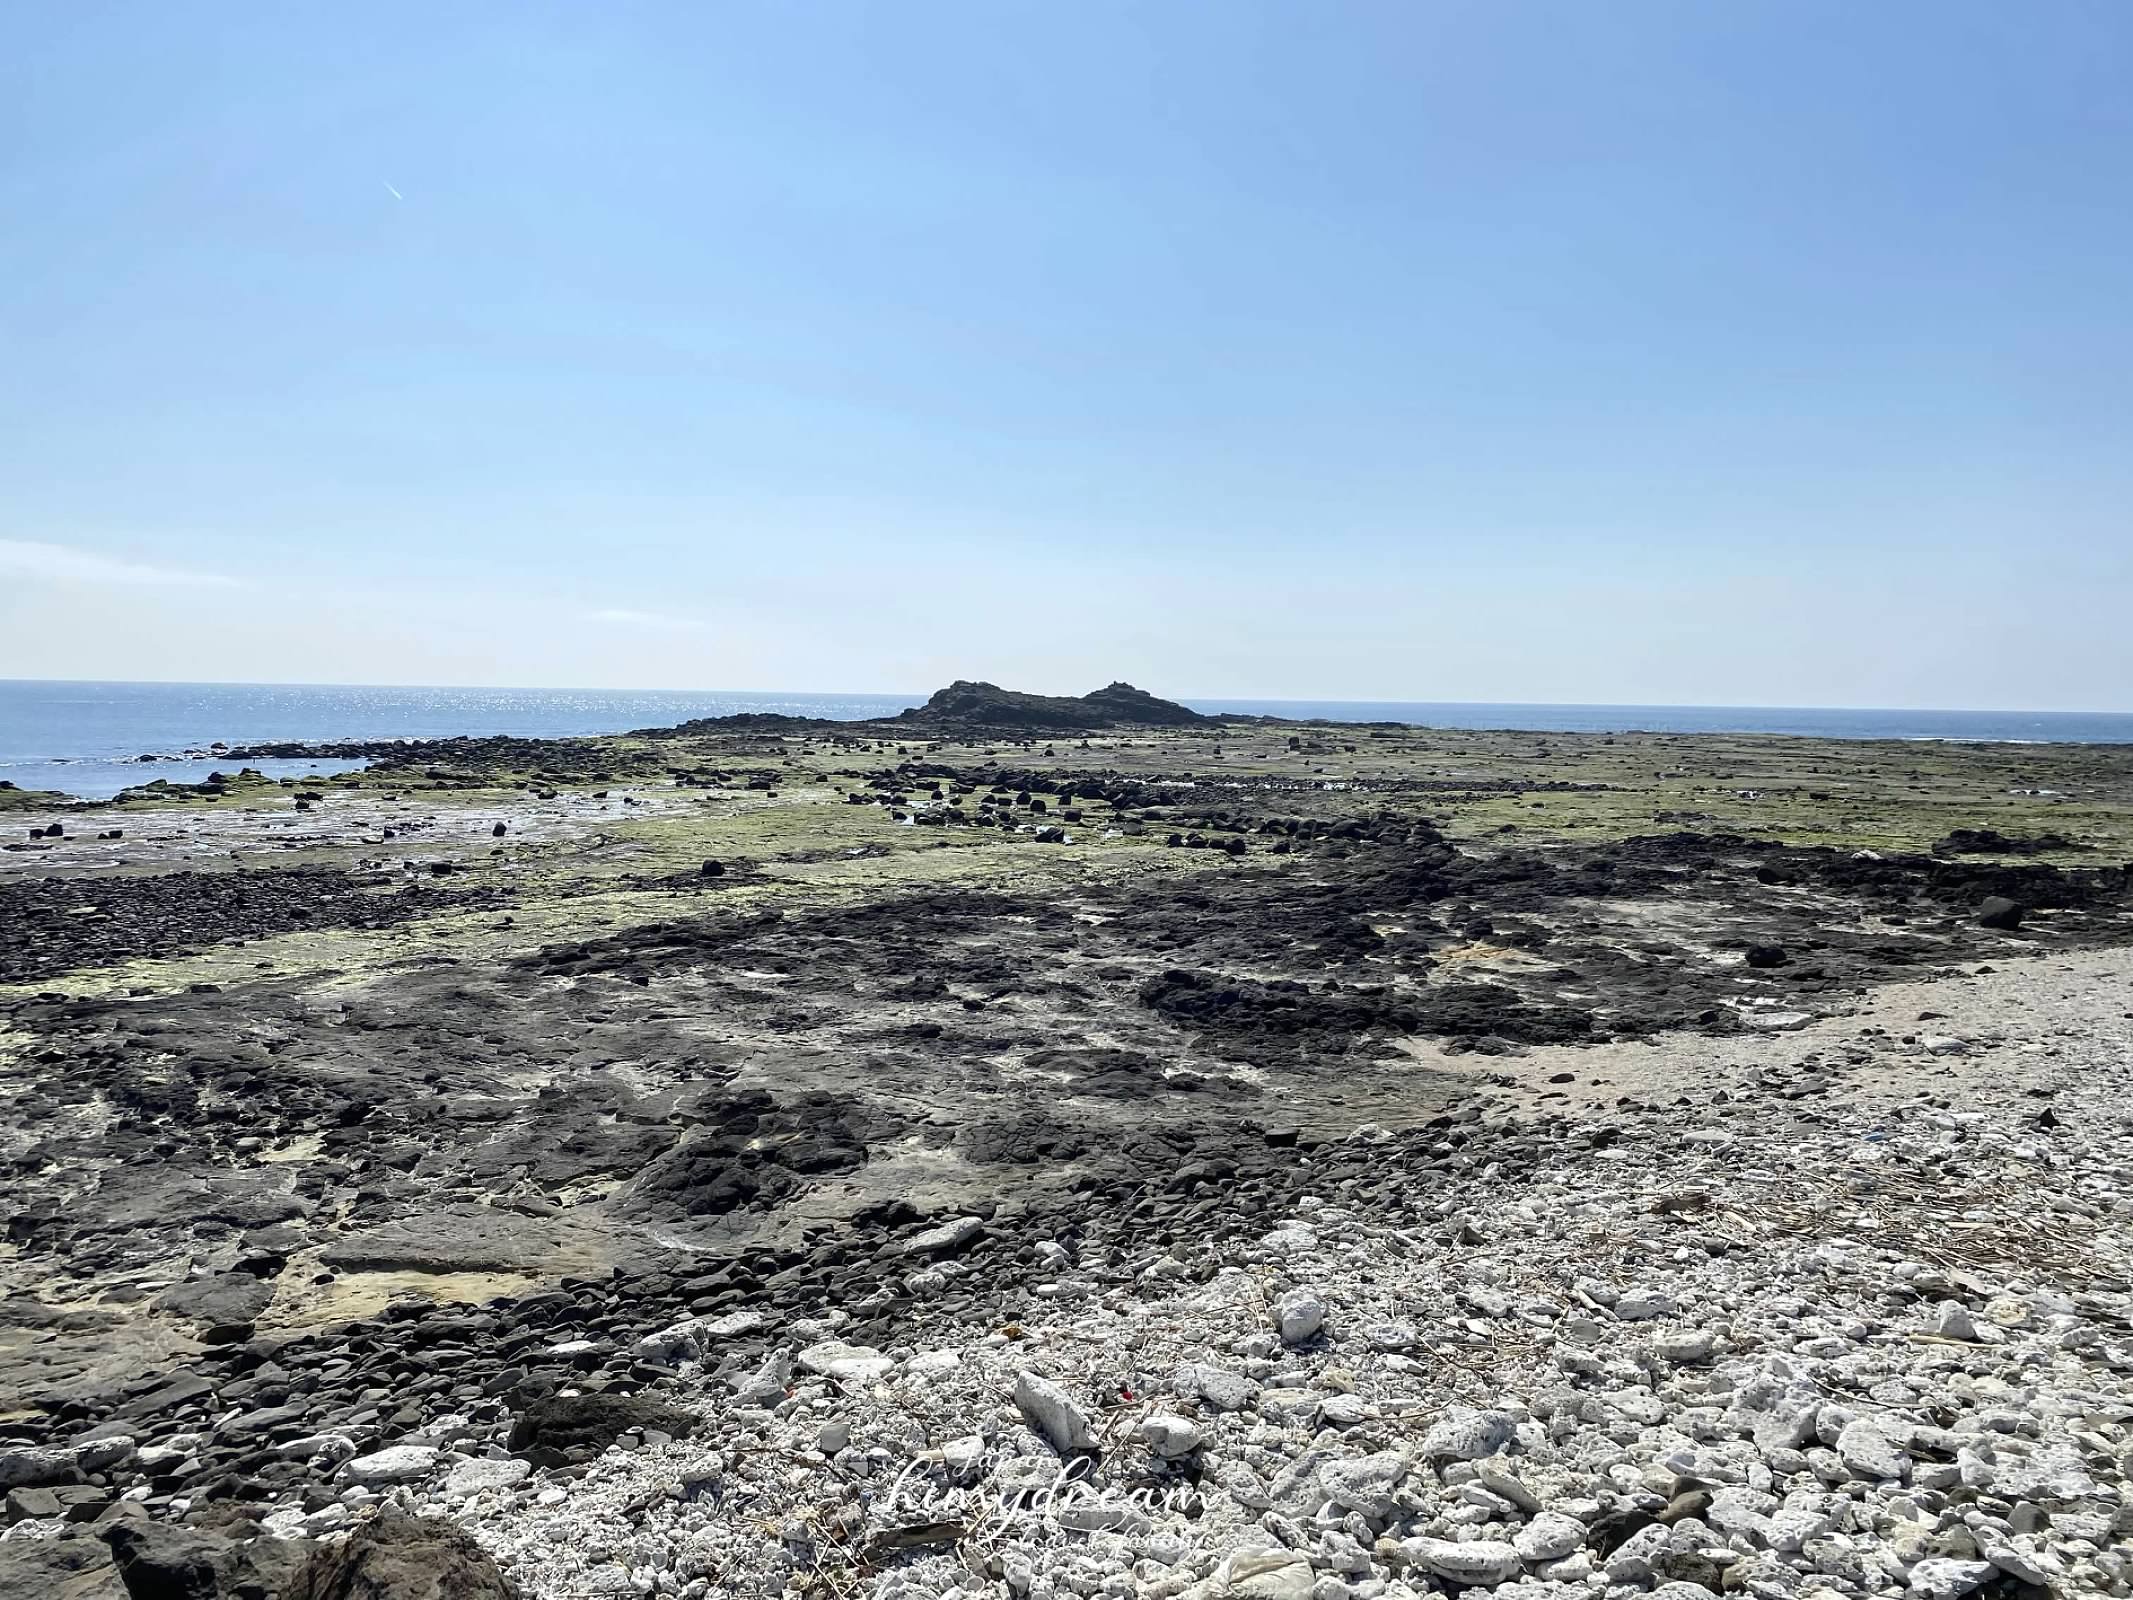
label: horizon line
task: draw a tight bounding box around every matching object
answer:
[0,674,2127,720]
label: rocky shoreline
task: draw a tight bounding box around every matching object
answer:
[8,951,2128,1598]
[3,701,2130,1598]
[466,951,2133,1600]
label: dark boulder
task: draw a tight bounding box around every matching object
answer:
[1978,896,2026,930]
[101,1515,307,1600]
[289,1508,516,1599]
[508,1393,697,1468]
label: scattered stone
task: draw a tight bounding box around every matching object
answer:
[1172,1361,1260,1412]
[1514,1509,1588,1562]
[1612,1285,1675,1320]
[1014,1370,1096,1453]
[1320,1451,1407,1519]
[442,1456,532,1500]
[1977,896,2026,929]
[1654,1328,1715,1363]
[1139,1414,1203,1459]
[1218,1547,1315,1600]
[342,1443,442,1484]
[797,1340,895,1384]
[0,1446,80,1491]
[1420,1409,1516,1461]
[1908,1556,1997,1599]
[1836,1417,1908,1481]
[901,1216,984,1256]
[1403,1536,1524,1587]
[1272,1285,1326,1343]
[7,1484,65,1521]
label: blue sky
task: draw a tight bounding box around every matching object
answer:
[3,2,2127,706]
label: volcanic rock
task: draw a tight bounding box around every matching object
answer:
[896,680,1206,730]
[292,1508,517,1599]
[508,1394,698,1469]
[1978,896,2027,929]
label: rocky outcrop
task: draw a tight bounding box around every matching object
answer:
[632,679,1207,736]
[894,680,1207,730]
[1933,826,2086,856]
[0,1534,125,1598]
[288,1508,516,1598]
[78,1508,516,1599]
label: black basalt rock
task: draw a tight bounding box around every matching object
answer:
[508,1393,699,1468]
[1978,896,2026,930]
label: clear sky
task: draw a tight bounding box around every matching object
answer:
[3,2,2127,708]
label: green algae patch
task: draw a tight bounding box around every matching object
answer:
[0,784,74,813]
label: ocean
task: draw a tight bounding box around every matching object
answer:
[4,679,2129,802]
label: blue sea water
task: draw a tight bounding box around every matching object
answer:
[0,681,914,801]
[3,679,2129,801]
